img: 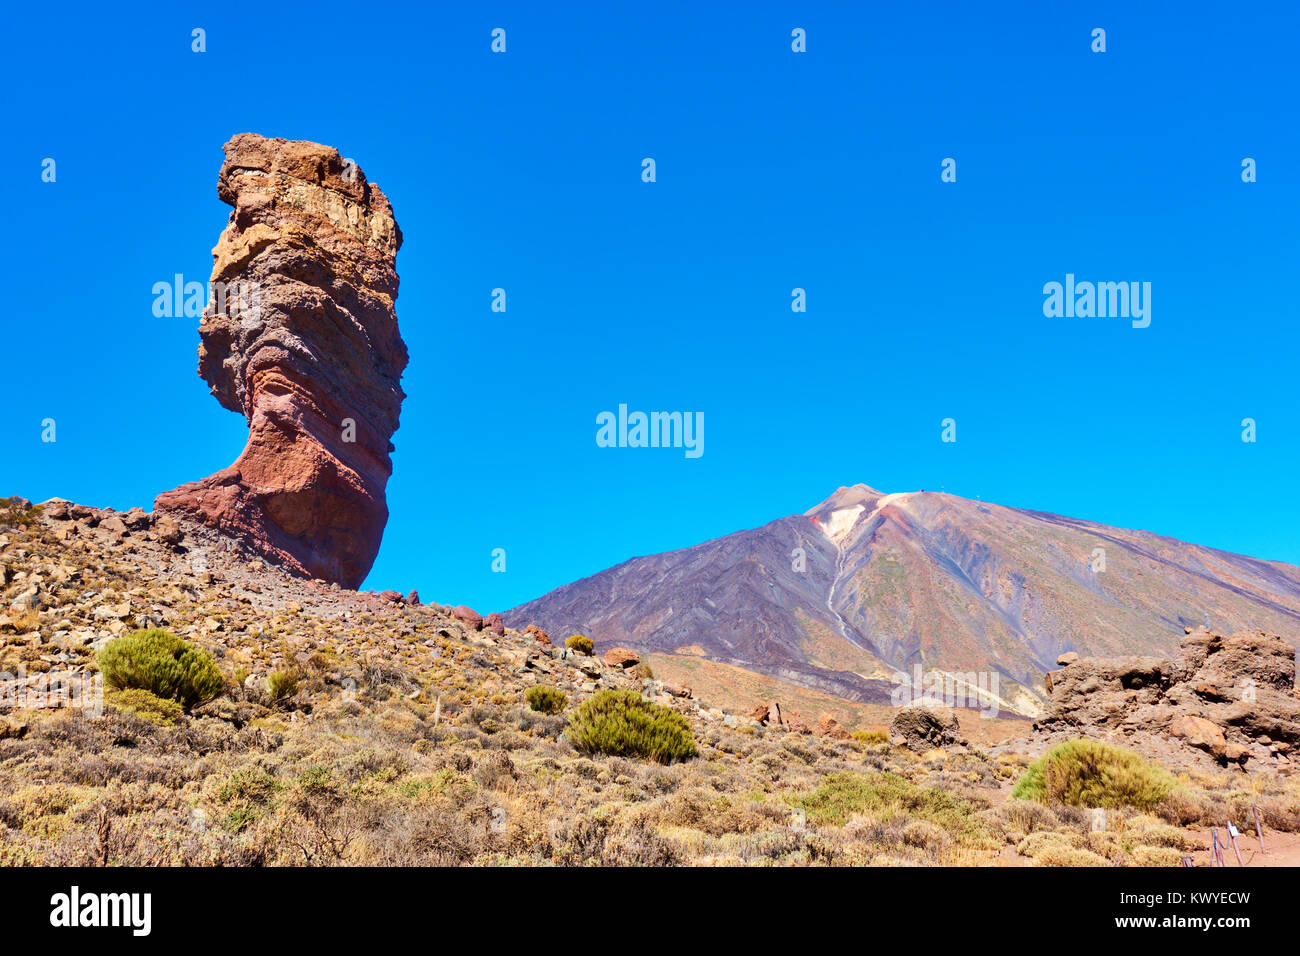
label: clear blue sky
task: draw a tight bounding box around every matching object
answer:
[3,1,1297,613]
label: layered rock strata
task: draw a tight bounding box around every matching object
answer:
[156,134,406,589]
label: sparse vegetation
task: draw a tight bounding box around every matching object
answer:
[852,729,889,745]
[567,690,698,763]
[266,670,300,703]
[96,628,225,710]
[525,686,567,715]
[105,688,184,726]
[5,503,1297,868]
[0,497,43,529]
[1012,739,1175,811]
[565,634,594,655]
[798,771,991,848]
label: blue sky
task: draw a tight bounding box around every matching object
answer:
[3,1,1297,613]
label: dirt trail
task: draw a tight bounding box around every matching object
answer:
[1189,825,1300,867]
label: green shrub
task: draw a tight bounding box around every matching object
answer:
[1012,739,1175,811]
[266,670,300,703]
[566,634,594,655]
[96,628,224,710]
[526,685,567,715]
[797,771,990,847]
[105,688,184,726]
[567,690,698,763]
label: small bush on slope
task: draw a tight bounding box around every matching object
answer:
[525,686,567,715]
[267,670,300,703]
[565,634,594,655]
[0,497,43,529]
[105,688,184,726]
[567,690,697,763]
[97,628,224,710]
[1012,739,1175,811]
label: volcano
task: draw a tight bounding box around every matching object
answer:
[507,485,1300,716]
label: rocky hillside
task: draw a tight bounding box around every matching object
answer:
[3,497,1299,867]
[508,485,1300,716]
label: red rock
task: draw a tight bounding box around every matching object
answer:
[602,647,639,668]
[785,715,813,735]
[39,498,71,520]
[100,515,127,536]
[154,515,183,547]
[154,134,407,590]
[1224,742,1250,765]
[817,713,851,739]
[453,606,483,631]
[1168,714,1228,759]
[483,612,505,635]
[403,590,420,605]
[1192,682,1224,700]
[377,590,403,604]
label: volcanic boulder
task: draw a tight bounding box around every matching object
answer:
[155,133,407,589]
[890,700,964,751]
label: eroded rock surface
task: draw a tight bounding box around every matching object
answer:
[155,134,406,588]
[1035,627,1300,770]
[890,700,965,751]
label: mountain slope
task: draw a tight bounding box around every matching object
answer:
[507,485,1300,716]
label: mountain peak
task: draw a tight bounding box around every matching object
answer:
[803,484,885,516]
[509,483,1300,714]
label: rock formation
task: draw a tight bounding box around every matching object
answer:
[1035,627,1300,770]
[890,700,965,751]
[155,133,407,589]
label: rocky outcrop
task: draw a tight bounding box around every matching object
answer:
[890,700,965,751]
[155,133,407,589]
[1035,627,1300,769]
[602,647,639,669]
[452,606,483,631]
[816,713,851,739]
